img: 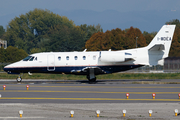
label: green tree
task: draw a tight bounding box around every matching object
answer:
[5,8,75,53]
[169,31,180,57]
[42,25,87,52]
[166,19,180,28]
[79,24,103,42]
[5,46,28,62]
[143,31,156,45]
[0,25,5,38]
[30,48,46,54]
[166,19,180,57]
[0,46,27,63]
[0,47,6,62]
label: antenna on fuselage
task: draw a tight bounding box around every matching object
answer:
[83,49,87,52]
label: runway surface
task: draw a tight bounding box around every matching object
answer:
[0,79,180,120]
[0,79,180,103]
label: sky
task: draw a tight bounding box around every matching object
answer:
[1,0,179,15]
[0,0,180,32]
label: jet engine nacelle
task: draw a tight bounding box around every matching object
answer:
[100,51,136,63]
[100,51,125,62]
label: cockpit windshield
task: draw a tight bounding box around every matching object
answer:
[23,56,32,61]
[29,57,35,61]
[23,56,37,61]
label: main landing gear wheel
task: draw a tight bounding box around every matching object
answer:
[16,76,22,82]
[87,75,96,82]
[87,68,96,82]
[89,77,96,82]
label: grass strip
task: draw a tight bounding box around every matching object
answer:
[0,72,180,80]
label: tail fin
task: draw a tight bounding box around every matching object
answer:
[147,25,176,58]
[147,25,176,66]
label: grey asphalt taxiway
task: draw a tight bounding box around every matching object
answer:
[0,79,180,103]
[0,79,180,120]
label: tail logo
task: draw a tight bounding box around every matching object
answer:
[157,37,171,41]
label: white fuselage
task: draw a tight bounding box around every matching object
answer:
[3,25,176,81]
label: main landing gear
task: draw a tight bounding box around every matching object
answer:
[87,68,96,82]
[87,76,96,82]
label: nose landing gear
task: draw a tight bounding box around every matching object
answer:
[16,74,23,82]
[16,77,22,82]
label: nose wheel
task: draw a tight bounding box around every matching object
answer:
[16,74,23,82]
[16,76,22,82]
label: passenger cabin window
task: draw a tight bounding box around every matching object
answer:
[66,56,69,60]
[83,56,86,60]
[93,55,96,60]
[74,56,78,60]
[58,56,61,61]
[23,56,32,61]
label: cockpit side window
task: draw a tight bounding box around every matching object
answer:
[23,56,32,61]
[34,57,37,61]
[29,56,34,61]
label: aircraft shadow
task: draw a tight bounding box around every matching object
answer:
[75,79,161,84]
[0,79,162,84]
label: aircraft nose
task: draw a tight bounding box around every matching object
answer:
[4,65,8,71]
[3,64,16,74]
[4,65,12,72]
[3,62,22,74]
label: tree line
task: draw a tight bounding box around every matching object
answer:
[85,19,180,57]
[0,8,180,64]
[85,27,148,51]
[0,46,28,63]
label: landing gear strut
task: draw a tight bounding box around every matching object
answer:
[87,68,96,82]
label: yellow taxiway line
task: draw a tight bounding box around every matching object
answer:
[0,90,179,94]
[1,97,180,101]
[5,85,180,89]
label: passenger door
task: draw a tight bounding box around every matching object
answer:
[47,54,55,71]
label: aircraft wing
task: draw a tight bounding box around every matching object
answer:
[71,67,106,75]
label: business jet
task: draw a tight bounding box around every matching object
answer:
[4,25,176,82]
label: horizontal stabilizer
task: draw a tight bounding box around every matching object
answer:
[148,44,165,51]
